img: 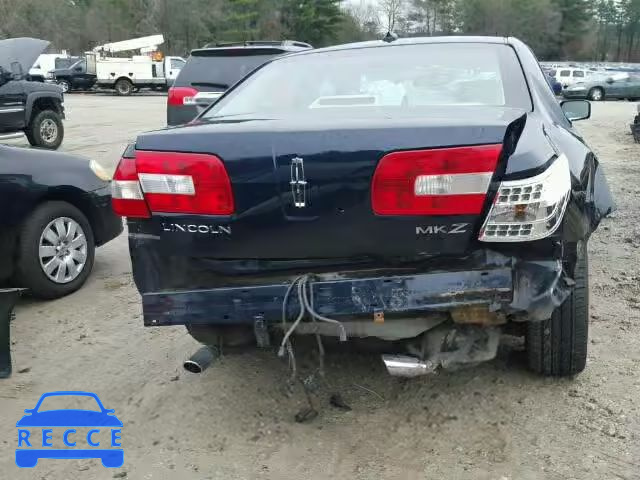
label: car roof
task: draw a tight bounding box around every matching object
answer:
[280,36,510,59]
[192,40,311,56]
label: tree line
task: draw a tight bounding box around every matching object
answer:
[1,0,639,62]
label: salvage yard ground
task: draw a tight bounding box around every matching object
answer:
[1,96,639,480]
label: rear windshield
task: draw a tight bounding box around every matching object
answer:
[174,49,286,90]
[204,43,532,120]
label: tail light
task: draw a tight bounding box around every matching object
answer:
[168,86,198,106]
[479,154,570,242]
[371,144,502,215]
[112,157,150,218]
[111,151,234,218]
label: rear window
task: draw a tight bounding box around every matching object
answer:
[174,49,286,90]
[559,70,570,77]
[204,43,532,120]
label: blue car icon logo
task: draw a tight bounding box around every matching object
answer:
[16,391,123,468]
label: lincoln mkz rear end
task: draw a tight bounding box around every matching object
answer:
[113,37,614,378]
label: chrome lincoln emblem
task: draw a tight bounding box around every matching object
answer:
[290,156,307,208]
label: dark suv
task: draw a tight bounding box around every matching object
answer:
[167,40,311,126]
[0,38,65,149]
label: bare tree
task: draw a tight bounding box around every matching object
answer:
[380,0,405,32]
[348,0,382,34]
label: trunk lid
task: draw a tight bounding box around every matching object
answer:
[136,107,525,260]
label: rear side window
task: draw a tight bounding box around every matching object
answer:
[205,43,532,119]
[174,49,285,90]
[55,57,77,69]
[170,58,185,70]
[559,70,570,77]
[573,71,584,78]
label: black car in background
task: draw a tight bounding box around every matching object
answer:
[0,145,122,298]
[115,36,613,378]
[47,57,96,93]
[167,40,311,126]
[0,38,66,149]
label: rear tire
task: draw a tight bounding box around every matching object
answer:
[526,245,589,376]
[114,79,133,96]
[588,87,604,101]
[26,109,64,150]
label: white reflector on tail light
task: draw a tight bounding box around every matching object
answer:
[112,180,144,200]
[414,172,493,196]
[479,154,570,242]
[138,173,196,195]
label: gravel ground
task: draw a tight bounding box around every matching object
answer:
[1,96,639,480]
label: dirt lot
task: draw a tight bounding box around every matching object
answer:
[1,96,639,480]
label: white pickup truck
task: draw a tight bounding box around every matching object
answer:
[86,53,185,95]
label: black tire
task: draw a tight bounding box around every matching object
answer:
[14,202,95,299]
[57,79,71,93]
[186,324,255,352]
[588,87,604,101]
[526,245,589,376]
[26,109,64,150]
[114,79,133,96]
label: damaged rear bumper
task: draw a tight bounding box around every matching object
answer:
[140,252,569,327]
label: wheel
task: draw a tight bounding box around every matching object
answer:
[114,79,133,96]
[526,245,589,376]
[588,87,604,101]
[57,79,70,93]
[15,201,95,299]
[186,324,255,352]
[26,109,64,149]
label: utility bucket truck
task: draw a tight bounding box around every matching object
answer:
[87,35,185,95]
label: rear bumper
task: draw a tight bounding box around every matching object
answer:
[138,251,570,327]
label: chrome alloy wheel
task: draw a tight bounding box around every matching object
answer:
[38,217,87,283]
[40,118,58,144]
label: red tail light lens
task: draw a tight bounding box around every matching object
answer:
[111,157,150,218]
[371,144,502,216]
[111,151,234,218]
[136,151,234,215]
[167,86,198,106]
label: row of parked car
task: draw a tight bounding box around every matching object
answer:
[543,64,640,101]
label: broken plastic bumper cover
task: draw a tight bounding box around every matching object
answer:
[141,258,568,327]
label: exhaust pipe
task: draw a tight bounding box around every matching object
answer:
[382,354,436,378]
[183,346,219,374]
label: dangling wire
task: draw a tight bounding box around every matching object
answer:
[280,275,307,383]
[278,275,348,381]
[300,278,347,342]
